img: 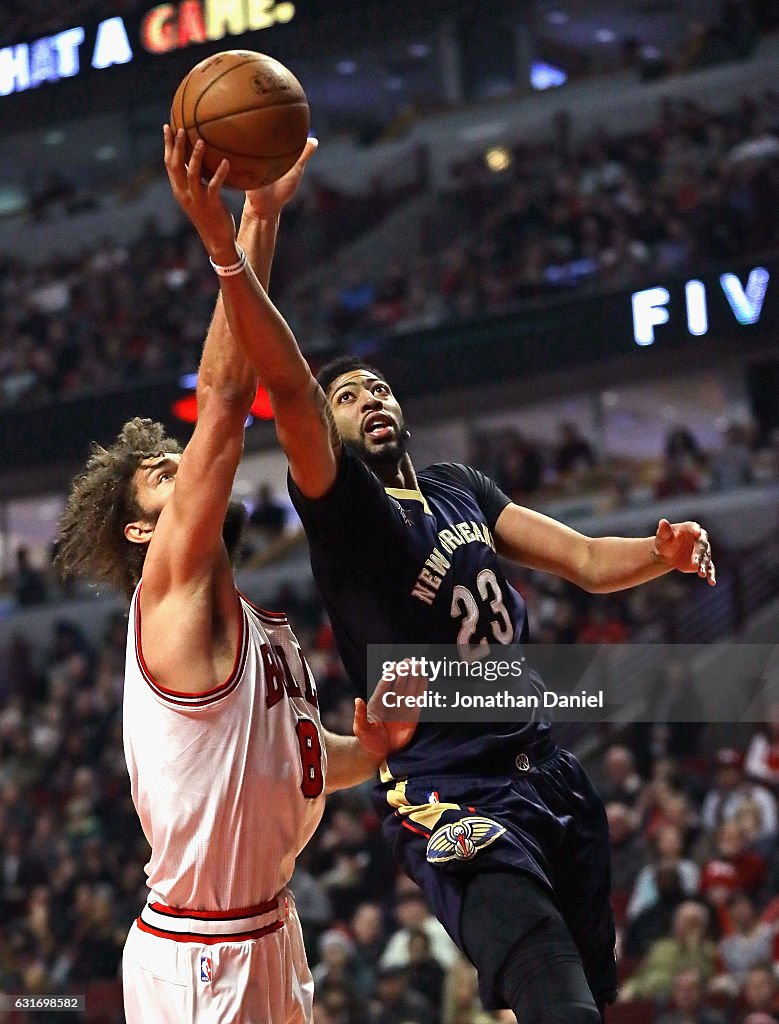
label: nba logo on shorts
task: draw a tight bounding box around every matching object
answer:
[200,955,212,983]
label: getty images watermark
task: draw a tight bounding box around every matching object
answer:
[377,655,604,710]
[366,645,779,724]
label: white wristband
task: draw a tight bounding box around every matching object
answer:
[209,245,247,276]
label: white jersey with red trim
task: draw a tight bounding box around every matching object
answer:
[123,583,326,910]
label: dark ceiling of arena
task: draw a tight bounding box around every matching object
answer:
[0,1,727,55]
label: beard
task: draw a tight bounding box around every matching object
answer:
[348,422,411,468]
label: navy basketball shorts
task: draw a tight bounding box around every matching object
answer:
[374,742,617,1010]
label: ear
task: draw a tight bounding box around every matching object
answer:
[124,520,154,546]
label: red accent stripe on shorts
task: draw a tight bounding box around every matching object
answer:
[136,917,284,944]
[148,898,278,920]
[401,819,430,838]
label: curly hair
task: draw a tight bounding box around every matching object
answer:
[56,418,183,598]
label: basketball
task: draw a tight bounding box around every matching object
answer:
[170,50,309,190]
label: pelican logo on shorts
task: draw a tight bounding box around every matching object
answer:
[426,816,506,864]
[200,955,212,983]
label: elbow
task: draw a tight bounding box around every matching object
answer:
[573,573,604,595]
[325,773,343,795]
[197,381,255,413]
[580,579,614,595]
[575,535,607,594]
[266,367,317,405]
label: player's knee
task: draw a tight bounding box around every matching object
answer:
[561,1000,602,1024]
[521,996,601,1024]
[504,962,602,1024]
[502,951,602,1024]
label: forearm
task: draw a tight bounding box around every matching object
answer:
[236,210,278,292]
[323,729,381,794]
[196,302,257,411]
[580,535,670,593]
[211,220,312,400]
[198,211,293,406]
[197,257,258,410]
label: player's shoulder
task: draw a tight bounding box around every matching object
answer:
[419,462,489,491]
[420,463,512,529]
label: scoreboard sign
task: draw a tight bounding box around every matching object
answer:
[0,1,296,97]
[141,0,296,53]
[0,18,133,96]
[631,266,771,347]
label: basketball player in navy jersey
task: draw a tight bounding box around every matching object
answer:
[170,132,716,1024]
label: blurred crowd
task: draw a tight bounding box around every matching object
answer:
[300,89,779,351]
[1,88,778,407]
[466,421,778,509]
[2,554,778,1022]
[597,727,779,1024]
[0,223,217,408]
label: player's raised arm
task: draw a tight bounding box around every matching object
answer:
[140,129,258,600]
[168,130,339,499]
[238,140,341,498]
[112,130,261,696]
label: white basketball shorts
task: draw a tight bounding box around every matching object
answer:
[122,891,313,1023]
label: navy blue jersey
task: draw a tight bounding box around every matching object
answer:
[289,445,551,777]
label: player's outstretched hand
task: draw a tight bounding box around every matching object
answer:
[243,137,318,221]
[162,125,237,266]
[653,519,716,585]
[353,660,425,761]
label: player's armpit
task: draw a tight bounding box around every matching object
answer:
[135,573,244,696]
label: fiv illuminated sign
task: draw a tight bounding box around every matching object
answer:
[631,267,770,346]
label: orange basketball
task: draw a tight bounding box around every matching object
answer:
[170,50,309,190]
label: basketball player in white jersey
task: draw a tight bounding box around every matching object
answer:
[56,132,419,1024]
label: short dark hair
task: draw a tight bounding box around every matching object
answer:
[316,356,386,397]
[56,418,183,598]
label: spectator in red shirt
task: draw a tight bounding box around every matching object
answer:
[702,822,767,897]
[746,708,779,790]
